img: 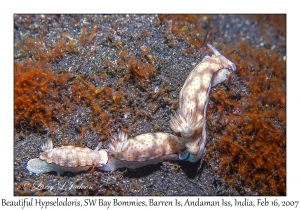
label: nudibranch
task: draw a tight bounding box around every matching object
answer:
[170,44,236,162]
[27,131,190,174]
[99,131,189,171]
[26,139,108,174]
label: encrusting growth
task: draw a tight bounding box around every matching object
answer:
[208,39,286,195]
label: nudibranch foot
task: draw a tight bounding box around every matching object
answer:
[27,158,91,175]
[99,154,180,171]
[184,122,206,155]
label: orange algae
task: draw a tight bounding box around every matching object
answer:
[207,39,286,195]
[72,75,129,139]
[14,64,71,129]
[14,34,74,131]
[129,56,155,83]
[14,25,136,140]
[117,48,156,84]
[79,26,98,46]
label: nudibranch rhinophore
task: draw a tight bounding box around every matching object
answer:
[27,131,190,174]
[170,44,236,162]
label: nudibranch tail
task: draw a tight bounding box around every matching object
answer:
[94,142,102,150]
[27,158,55,174]
[170,109,205,138]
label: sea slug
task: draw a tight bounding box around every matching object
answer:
[170,44,236,162]
[26,139,108,174]
[99,131,189,171]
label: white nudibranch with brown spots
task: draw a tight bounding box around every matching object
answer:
[26,140,108,174]
[99,131,189,171]
[27,131,189,174]
[170,44,236,162]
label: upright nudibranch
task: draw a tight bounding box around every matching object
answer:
[170,44,236,162]
[27,131,190,174]
[26,140,108,174]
